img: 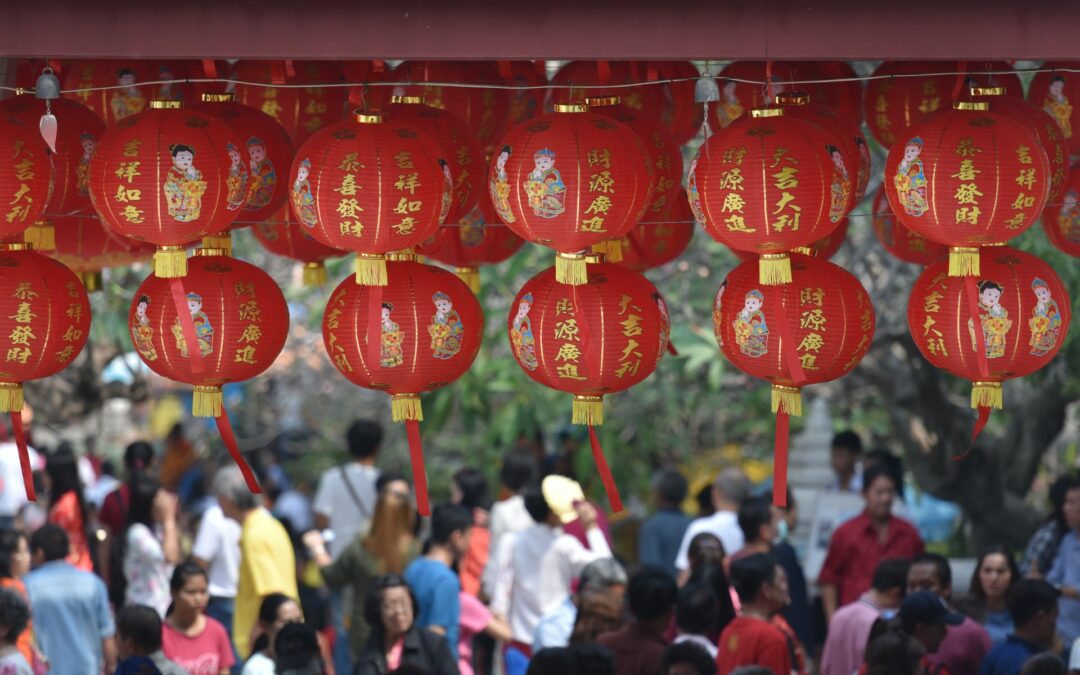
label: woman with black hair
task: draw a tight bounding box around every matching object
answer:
[1021,475,1075,579]
[242,593,301,675]
[45,443,93,572]
[122,473,180,616]
[451,468,491,598]
[0,531,35,668]
[968,544,1021,646]
[354,574,459,675]
[162,562,235,675]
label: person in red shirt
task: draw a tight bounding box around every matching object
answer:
[819,463,925,623]
[717,552,793,675]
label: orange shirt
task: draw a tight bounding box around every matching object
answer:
[0,577,34,665]
[48,492,92,572]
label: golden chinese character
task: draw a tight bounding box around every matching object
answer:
[393,197,422,214]
[305,99,328,115]
[4,346,29,363]
[12,283,37,301]
[8,303,33,324]
[586,148,612,169]
[115,161,142,183]
[334,174,359,196]
[66,304,83,321]
[926,337,949,356]
[456,146,472,166]
[56,345,75,363]
[770,147,797,168]
[238,300,262,322]
[772,167,800,191]
[800,288,824,307]
[394,151,414,169]
[1015,168,1037,190]
[337,199,364,218]
[339,153,363,172]
[799,353,819,370]
[589,171,615,194]
[340,220,364,237]
[585,196,613,215]
[114,186,142,202]
[62,325,83,342]
[580,216,607,233]
[555,298,574,315]
[4,204,30,224]
[234,282,255,298]
[618,295,642,316]
[619,339,642,361]
[620,315,643,337]
[860,309,873,333]
[772,213,801,232]
[122,139,143,158]
[261,100,283,119]
[8,184,30,205]
[554,319,580,341]
[238,324,263,343]
[955,206,981,225]
[954,137,981,158]
[555,363,587,380]
[922,315,940,337]
[13,160,34,182]
[954,183,984,205]
[923,291,943,313]
[797,333,824,353]
[1004,212,1027,230]
[555,343,582,362]
[800,308,827,332]
[394,173,421,195]
[8,325,34,346]
[1011,194,1036,210]
[333,353,353,372]
[721,193,746,213]
[950,159,981,182]
[718,168,744,191]
[234,345,257,364]
[917,97,941,114]
[1016,145,1033,165]
[615,359,641,378]
[121,205,145,223]
[724,215,756,233]
[723,146,747,165]
[392,218,417,235]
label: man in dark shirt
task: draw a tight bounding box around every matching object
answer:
[638,469,693,579]
[597,566,676,675]
[980,579,1061,675]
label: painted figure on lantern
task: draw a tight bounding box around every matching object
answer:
[826,144,851,223]
[379,301,405,368]
[716,80,743,128]
[733,289,769,358]
[510,292,538,370]
[225,143,250,211]
[164,144,207,223]
[491,145,516,224]
[131,294,158,362]
[524,148,566,219]
[439,159,454,224]
[967,280,1011,359]
[292,159,318,228]
[687,157,705,224]
[245,137,277,211]
[110,68,145,121]
[1029,277,1063,357]
[509,76,538,123]
[76,132,96,197]
[1057,189,1080,244]
[654,292,671,358]
[429,291,464,360]
[894,137,929,217]
[1044,76,1073,139]
[713,280,727,347]
[172,292,214,358]
[855,137,871,197]
[460,208,486,247]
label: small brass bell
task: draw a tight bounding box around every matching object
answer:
[34,68,60,100]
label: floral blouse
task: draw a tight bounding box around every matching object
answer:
[124,523,173,617]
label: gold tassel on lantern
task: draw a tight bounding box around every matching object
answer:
[759,253,792,285]
[392,394,424,422]
[355,254,388,286]
[771,385,803,417]
[154,246,188,278]
[0,383,24,413]
[949,247,980,277]
[971,381,1003,410]
[572,395,604,425]
[591,239,624,263]
[80,271,103,293]
[455,267,481,294]
[555,252,588,286]
[23,221,54,251]
[193,386,224,418]
[302,262,327,286]
[202,232,233,255]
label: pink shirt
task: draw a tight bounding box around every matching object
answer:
[161,616,236,675]
[458,592,492,675]
[820,594,884,675]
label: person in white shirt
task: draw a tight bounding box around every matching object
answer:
[673,468,751,584]
[491,476,612,670]
[0,439,41,530]
[191,467,242,652]
[482,451,536,599]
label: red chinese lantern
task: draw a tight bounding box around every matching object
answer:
[863,61,956,149]
[387,96,484,226]
[804,61,864,126]
[1042,166,1080,258]
[733,217,847,262]
[52,214,145,291]
[88,102,242,277]
[64,60,191,125]
[252,206,346,285]
[230,61,347,147]
[418,203,526,292]
[714,254,874,505]
[0,96,106,249]
[323,257,483,514]
[1027,63,1080,154]
[502,61,548,130]
[647,61,704,145]
[870,185,947,265]
[618,190,695,272]
[907,246,1070,438]
[708,61,821,130]
[884,102,1050,277]
[0,244,92,499]
[489,105,651,284]
[508,262,669,511]
[0,112,52,242]
[691,107,851,284]
[393,61,510,149]
[550,61,663,121]
[289,111,446,285]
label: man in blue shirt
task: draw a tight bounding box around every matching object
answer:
[1048,479,1080,646]
[404,503,471,658]
[638,469,692,579]
[25,525,116,675]
[979,579,1061,675]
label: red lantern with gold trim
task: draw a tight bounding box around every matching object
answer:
[804,61,863,125]
[863,61,955,149]
[871,185,947,265]
[1043,166,1080,258]
[508,262,669,511]
[393,61,510,149]
[230,61,347,147]
[0,113,52,242]
[289,111,447,285]
[323,257,483,514]
[618,190,695,272]
[550,61,663,121]
[252,206,345,285]
[489,105,651,284]
[418,202,526,292]
[775,92,871,203]
[648,61,704,145]
[52,214,145,291]
[691,107,851,285]
[1028,63,1080,154]
[708,61,826,130]
[884,102,1050,277]
[64,60,191,125]
[502,61,548,130]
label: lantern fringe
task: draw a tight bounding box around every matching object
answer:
[355,255,388,286]
[971,382,1003,410]
[154,247,188,278]
[202,233,233,255]
[555,253,588,286]
[572,395,604,425]
[0,384,24,413]
[302,262,327,286]
[591,239,624,263]
[23,222,54,251]
[949,247,980,277]
[392,394,424,422]
[759,254,792,285]
[80,271,103,293]
[771,385,803,417]
[455,267,481,294]
[193,386,224,418]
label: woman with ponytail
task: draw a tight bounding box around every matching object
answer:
[44,443,93,572]
[100,441,156,606]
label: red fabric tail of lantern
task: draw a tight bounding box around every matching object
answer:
[284,59,296,79]
[201,59,218,80]
[963,276,990,378]
[961,406,993,458]
[169,278,205,375]
[951,61,969,101]
[588,426,623,513]
[596,60,611,83]
[773,411,790,508]
[367,285,383,369]
[11,412,33,502]
[215,408,261,494]
[770,286,807,384]
[497,61,512,79]
[270,61,287,86]
[405,420,430,517]
[666,341,679,357]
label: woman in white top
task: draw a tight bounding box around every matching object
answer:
[123,474,181,617]
[242,594,302,675]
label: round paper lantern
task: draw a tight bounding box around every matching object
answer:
[871,185,947,265]
[64,60,191,125]
[191,93,296,226]
[550,61,663,121]
[387,96,484,225]
[907,246,1070,414]
[393,61,510,149]
[0,112,52,242]
[52,214,145,291]
[1041,165,1080,258]
[323,257,483,514]
[691,107,851,284]
[289,111,447,285]
[418,203,526,292]
[804,61,864,126]
[618,189,695,272]
[708,61,821,130]
[88,103,242,277]
[489,105,651,284]
[502,61,548,139]
[648,61,704,145]
[1028,63,1080,154]
[230,61,347,146]
[733,217,847,262]
[863,61,956,149]
[884,102,1050,276]
[251,206,346,285]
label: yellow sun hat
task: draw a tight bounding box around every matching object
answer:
[542,475,586,524]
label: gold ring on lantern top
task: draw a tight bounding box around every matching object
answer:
[750,107,785,118]
[554,103,589,114]
[149,100,183,110]
[391,95,425,106]
[774,92,810,106]
[584,97,621,108]
[194,248,228,257]
[354,112,385,124]
[0,243,29,252]
[200,93,237,103]
[953,101,990,111]
[386,250,418,262]
[970,86,1007,97]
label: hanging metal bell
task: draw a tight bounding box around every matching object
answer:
[694,74,720,103]
[34,68,60,100]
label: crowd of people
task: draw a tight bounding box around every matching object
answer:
[0,419,1078,675]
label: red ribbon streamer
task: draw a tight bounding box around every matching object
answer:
[269,61,286,86]
[951,60,969,101]
[589,426,623,513]
[372,60,386,74]
[201,59,218,80]
[963,276,990,378]
[497,61,512,79]
[666,341,679,357]
[168,278,205,375]
[646,62,658,82]
[215,407,261,494]
[11,412,33,502]
[773,411,790,508]
[952,405,993,461]
[769,284,806,384]
[367,285,383,370]
[766,60,774,104]
[405,420,430,517]
[596,61,611,84]
[284,59,296,79]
